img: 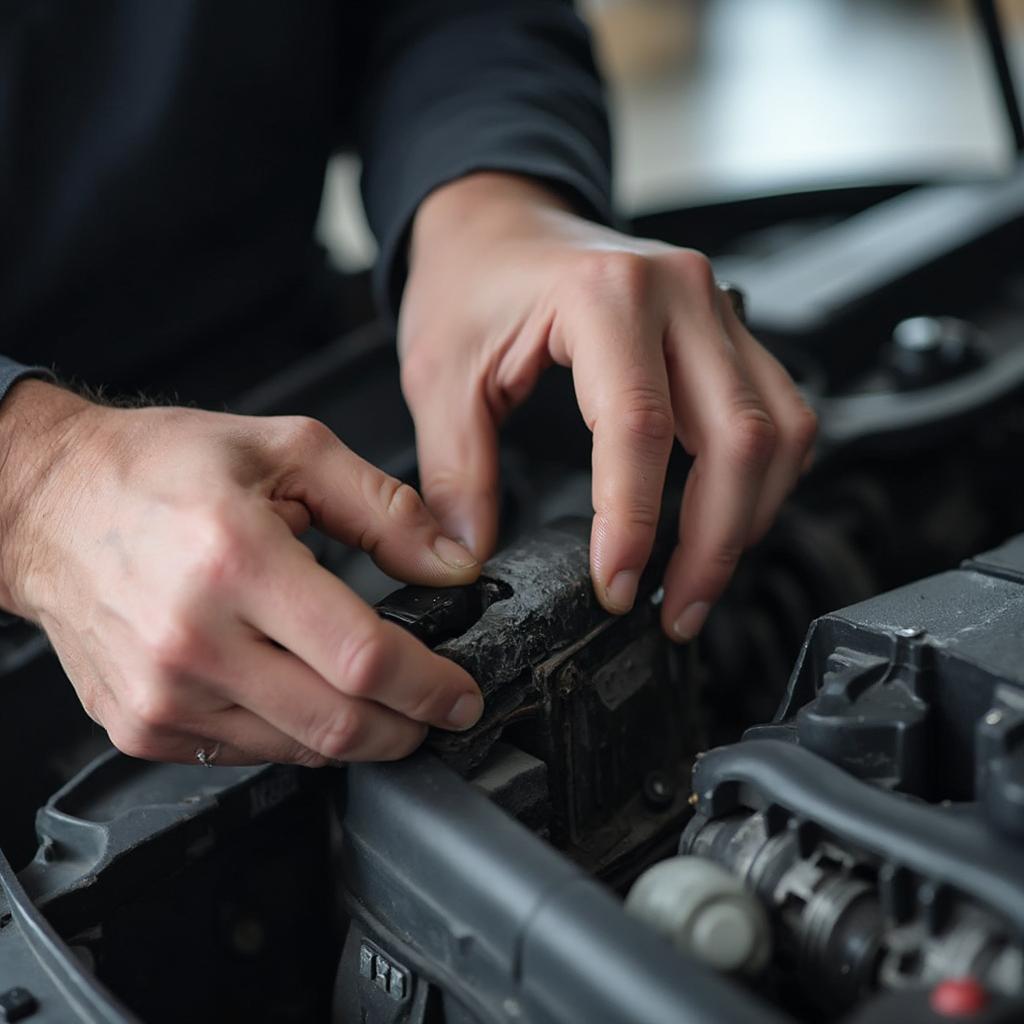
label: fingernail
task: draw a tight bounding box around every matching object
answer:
[672,601,710,642]
[447,692,484,731]
[605,569,640,613]
[433,535,478,570]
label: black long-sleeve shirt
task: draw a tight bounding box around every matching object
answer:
[0,0,611,404]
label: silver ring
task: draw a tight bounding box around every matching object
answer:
[195,742,221,768]
[716,280,747,325]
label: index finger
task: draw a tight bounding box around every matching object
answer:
[239,520,484,732]
[266,416,481,586]
[555,301,674,614]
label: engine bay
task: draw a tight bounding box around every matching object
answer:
[2,170,1024,1023]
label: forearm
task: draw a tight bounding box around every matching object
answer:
[356,0,611,315]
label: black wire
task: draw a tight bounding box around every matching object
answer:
[975,0,1024,156]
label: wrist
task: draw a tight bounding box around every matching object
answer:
[410,172,575,268]
[0,379,103,618]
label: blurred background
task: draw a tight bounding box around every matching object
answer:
[317,0,1024,272]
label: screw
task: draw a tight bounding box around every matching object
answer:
[643,771,676,810]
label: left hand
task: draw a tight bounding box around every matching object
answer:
[399,172,817,642]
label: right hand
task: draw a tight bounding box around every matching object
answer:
[0,381,484,766]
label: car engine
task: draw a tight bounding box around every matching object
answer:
[2,168,1024,1023]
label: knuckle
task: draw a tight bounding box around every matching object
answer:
[145,621,202,677]
[597,501,660,533]
[335,628,394,700]
[420,466,462,508]
[594,460,662,522]
[664,248,716,297]
[128,684,182,730]
[724,408,778,469]
[787,400,819,453]
[107,721,162,761]
[277,415,335,454]
[310,708,366,760]
[709,542,744,574]
[575,250,653,304]
[290,746,330,769]
[188,507,250,591]
[377,476,426,528]
[619,394,675,449]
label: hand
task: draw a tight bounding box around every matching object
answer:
[401,173,817,641]
[0,381,484,765]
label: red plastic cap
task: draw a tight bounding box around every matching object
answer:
[930,978,988,1017]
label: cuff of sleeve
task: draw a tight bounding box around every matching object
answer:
[364,101,614,319]
[0,359,55,626]
[0,358,56,406]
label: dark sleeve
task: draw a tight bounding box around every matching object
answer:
[354,0,613,316]
[0,357,55,625]
[0,356,55,405]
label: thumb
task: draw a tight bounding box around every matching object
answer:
[408,381,501,563]
[273,418,481,586]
